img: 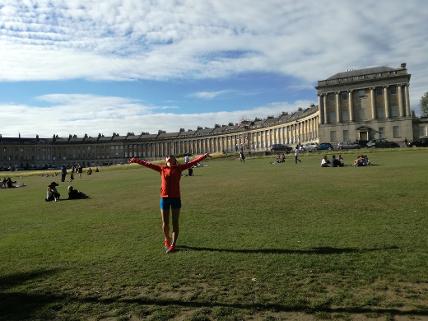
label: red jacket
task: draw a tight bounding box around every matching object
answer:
[133,154,208,198]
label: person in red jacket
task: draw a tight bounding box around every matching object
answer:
[129,153,209,253]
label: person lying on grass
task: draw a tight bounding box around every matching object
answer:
[129,153,209,254]
[67,186,89,199]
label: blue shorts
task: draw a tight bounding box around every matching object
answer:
[160,197,182,210]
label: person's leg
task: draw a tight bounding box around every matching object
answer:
[160,208,171,244]
[171,208,180,245]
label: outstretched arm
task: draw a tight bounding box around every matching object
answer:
[129,157,162,172]
[179,153,209,170]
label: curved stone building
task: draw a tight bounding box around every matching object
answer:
[1,63,426,169]
[0,107,319,168]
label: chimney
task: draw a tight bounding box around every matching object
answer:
[401,63,407,69]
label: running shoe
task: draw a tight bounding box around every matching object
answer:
[163,239,171,249]
[165,244,176,254]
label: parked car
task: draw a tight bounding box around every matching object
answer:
[270,144,293,153]
[318,142,334,150]
[302,143,319,152]
[366,139,399,148]
[407,137,428,147]
[337,141,361,150]
[337,142,361,149]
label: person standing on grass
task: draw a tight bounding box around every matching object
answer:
[61,165,67,182]
[129,153,209,253]
[184,154,193,176]
[239,150,246,163]
[294,147,301,164]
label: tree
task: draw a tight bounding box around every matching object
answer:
[421,92,428,117]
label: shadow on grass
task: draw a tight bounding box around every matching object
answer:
[0,269,62,321]
[1,267,428,320]
[177,245,399,255]
[9,293,425,318]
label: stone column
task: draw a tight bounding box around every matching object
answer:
[264,131,268,148]
[397,85,404,117]
[404,84,411,117]
[335,92,340,123]
[369,87,376,120]
[318,95,323,124]
[323,94,328,124]
[285,126,289,144]
[348,91,354,122]
[295,123,299,143]
[305,120,309,141]
[311,118,314,140]
[383,87,390,119]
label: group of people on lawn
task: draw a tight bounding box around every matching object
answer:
[45,181,89,202]
[320,154,371,167]
[320,154,345,167]
[1,177,18,188]
[61,164,99,183]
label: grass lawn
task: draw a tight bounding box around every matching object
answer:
[1,149,427,321]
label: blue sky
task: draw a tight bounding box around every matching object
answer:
[0,0,427,137]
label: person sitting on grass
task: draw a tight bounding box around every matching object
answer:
[321,155,331,167]
[46,182,60,202]
[332,155,342,167]
[129,153,209,254]
[67,186,88,199]
[5,177,17,188]
[338,154,345,167]
[353,155,370,167]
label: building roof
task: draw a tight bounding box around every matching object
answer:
[326,66,395,80]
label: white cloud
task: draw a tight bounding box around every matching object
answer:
[0,0,427,108]
[189,90,234,100]
[0,94,310,137]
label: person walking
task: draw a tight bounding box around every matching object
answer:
[239,150,246,163]
[184,154,193,176]
[129,153,209,253]
[60,165,67,182]
[294,147,301,164]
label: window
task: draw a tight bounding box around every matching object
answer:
[379,127,384,139]
[390,87,397,95]
[330,131,337,142]
[358,89,366,97]
[393,126,400,138]
[375,87,383,96]
[341,92,348,100]
[343,130,349,142]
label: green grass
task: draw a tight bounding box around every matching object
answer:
[1,149,428,321]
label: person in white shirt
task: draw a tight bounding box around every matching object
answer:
[321,155,330,167]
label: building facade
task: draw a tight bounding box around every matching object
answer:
[0,107,320,168]
[317,63,413,143]
[1,64,426,169]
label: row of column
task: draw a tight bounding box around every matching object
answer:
[1,115,320,165]
[319,84,411,125]
[125,116,319,158]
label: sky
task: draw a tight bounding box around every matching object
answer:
[0,0,427,138]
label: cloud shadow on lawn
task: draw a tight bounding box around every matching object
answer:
[177,245,399,255]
